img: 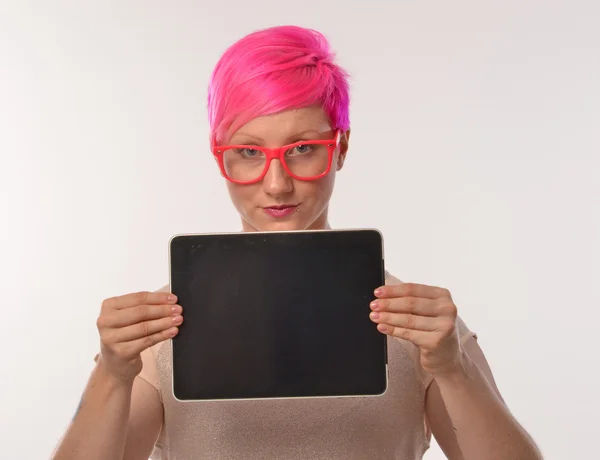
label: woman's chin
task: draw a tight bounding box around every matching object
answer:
[257,220,307,232]
[241,216,312,233]
[241,207,329,232]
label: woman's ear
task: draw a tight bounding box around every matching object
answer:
[336,129,351,171]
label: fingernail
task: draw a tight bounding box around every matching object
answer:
[172,315,183,324]
[370,300,380,310]
[168,294,177,303]
[171,305,182,314]
[370,311,380,320]
[374,288,383,296]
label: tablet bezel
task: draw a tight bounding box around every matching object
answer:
[168,228,388,402]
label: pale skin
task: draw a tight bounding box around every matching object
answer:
[51,106,542,460]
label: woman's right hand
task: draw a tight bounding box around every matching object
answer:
[96,291,183,382]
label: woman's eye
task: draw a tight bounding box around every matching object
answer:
[236,148,260,157]
[294,144,312,154]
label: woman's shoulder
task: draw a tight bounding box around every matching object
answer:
[155,284,170,293]
[385,271,403,285]
[136,284,173,392]
[151,284,171,356]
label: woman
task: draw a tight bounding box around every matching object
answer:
[52,25,542,460]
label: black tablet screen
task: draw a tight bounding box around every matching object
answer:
[170,229,387,401]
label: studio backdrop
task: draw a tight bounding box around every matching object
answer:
[1,1,598,459]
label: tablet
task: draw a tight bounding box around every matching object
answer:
[169,229,387,401]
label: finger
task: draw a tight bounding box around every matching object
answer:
[113,315,184,343]
[369,311,440,331]
[103,291,177,311]
[103,304,183,328]
[119,327,180,356]
[374,283,451,300]
[371,297,438,317]
[376,324,429,346]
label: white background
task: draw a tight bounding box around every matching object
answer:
[1,1,599,459]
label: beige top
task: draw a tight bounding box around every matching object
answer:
[138,273,476,460]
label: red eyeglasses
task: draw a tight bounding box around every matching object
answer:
[212,131,341,185]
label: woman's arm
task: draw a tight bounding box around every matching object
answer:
[426,338,543,460]
[50,358,163,460]
[51,289,178,459]
[123,377,164,460]
[371,281,542,460]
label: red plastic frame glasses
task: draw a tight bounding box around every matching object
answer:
[212,131,341,185]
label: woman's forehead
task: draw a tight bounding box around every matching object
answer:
[230,106,332,144]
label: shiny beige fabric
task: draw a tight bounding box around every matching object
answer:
[136,274,476,459]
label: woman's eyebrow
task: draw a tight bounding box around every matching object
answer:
[230,129,330,145]
[290,130,329,140]
[229,132,263,144]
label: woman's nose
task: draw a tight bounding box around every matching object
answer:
[262,159,293,195]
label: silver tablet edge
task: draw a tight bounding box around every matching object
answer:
[169,361,389,403]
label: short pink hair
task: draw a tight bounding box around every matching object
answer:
[207,25,350,145]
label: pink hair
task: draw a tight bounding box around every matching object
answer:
[207,25,350,145]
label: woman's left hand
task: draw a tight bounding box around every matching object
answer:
[369,283,463,377]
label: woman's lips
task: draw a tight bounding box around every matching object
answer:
[263,205,298,218]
